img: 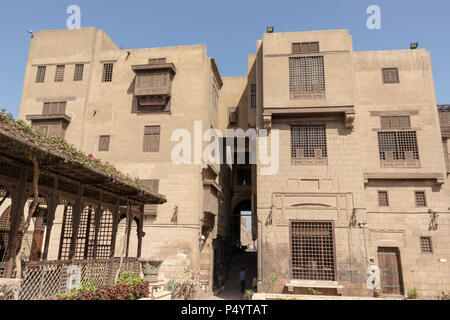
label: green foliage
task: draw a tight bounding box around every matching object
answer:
[117,270,143,286]
[0,107,162,196]
[407,288,418,299]
[164,279,180,296]
[308,288,322,295]
[245,289,254,298]
[264,274,279,292]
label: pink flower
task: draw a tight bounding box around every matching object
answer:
[88,154,94,159]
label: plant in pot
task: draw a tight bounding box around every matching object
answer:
[164,279,180,300]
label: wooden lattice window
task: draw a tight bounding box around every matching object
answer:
[74,206,95,260]
[54,65,65,82]
[382,68,399,84]
[74,64,84,81]
[380,116,411,129]
[292,42,320,53]
[137,71,169,88]
[377,131,419,160]
[143,126,160,152]
[149,58,166,65]
[102,63,114,82]
[98,135,110,151]
[291,124,327,158]
[43,101,66,115]
[96,210,114,258]
[250,84,256,108]
[420,236,432,253]
[289,56,325,94]
[58,203,74,260]
[378,191,389,207]
[35,66,46,83]
[290,221,335,281]
[415,191,427,207]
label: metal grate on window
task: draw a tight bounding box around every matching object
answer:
[289,56,325,93]
[378,191,389,206]
[55,65,65,82]
[291,124,327,158]
[74,64,84,81]
[102,63,114,82]
[250,84,257,108]
[290,221,335,281]
[378,131,419,160]
[420,236,432,253]
[382,68,399,84]
[35,66,46,83]
[415,191,427,207]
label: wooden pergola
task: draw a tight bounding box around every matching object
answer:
[0,122,166,280]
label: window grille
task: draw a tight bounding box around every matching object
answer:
[290,221,335,281]
[96,210,114,258]
[74,206,95,260]
[289,56,325,95]
[378,191,389,206]
[377,131,419,160]
[102,63,114,82]
[35,66,46,83]
[420,236,432,253]
[380,116,410,129]
[54,65,65,82]
[382,68,399,84]
[137,71,168,88]
[149,58,166,65]
[43,101,66,115]
[250,84,257,108]
[58,203,74,260]
[74,64,84,81]
[415,191,427,207]
[143,126,160,152]
[292,42,320,53]
[98,135,110,151]
[291,124,327,158]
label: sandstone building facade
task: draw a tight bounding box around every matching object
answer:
[15,27,450,298]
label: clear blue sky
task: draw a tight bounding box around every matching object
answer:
[1,0,449,117]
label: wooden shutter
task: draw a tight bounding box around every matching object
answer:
[142,180,159,216]
[380,116,391,129]
[143,126,160,152]
[43,103,51,115]
[399,116,410,128]
[98,136,110,151]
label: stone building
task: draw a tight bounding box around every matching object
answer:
[16,27,450,298]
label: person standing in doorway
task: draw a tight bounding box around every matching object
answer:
[240,268,246,293]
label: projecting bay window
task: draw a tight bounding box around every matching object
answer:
[26,101,70,138]
[291,124,327,165]
[289,56,325,99]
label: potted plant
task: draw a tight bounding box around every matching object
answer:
[164,279,180,300]
[244,289,254,300]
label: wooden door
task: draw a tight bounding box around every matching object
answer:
[377,247,404,295]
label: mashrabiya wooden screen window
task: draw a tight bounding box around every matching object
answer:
[377,131,419,160]
[43,101,66,115]
[420,236,432,253]
[102,63,114,82]
[415,191,427,207]
[289,56,325,98]
[378,191,389,207]
[291,124,327,165]
[54,65,65,82]
[382,68,399,84]
[35,66,46,83]
[290,221,336,281]
[292,42,320,54]
[143,126,160,152]
[96,210,114,259]
[58,203,74,260]
[74,64,84,81]
[98,135,110,151]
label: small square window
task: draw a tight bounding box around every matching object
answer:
[36,66,46,83]
[98,135,110,151]
[420,236,432,253]
[102,63,114,82]
[382,68,399,84]
[415,191,427,207]
[378,191,389,207]
[55,65,65,82]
